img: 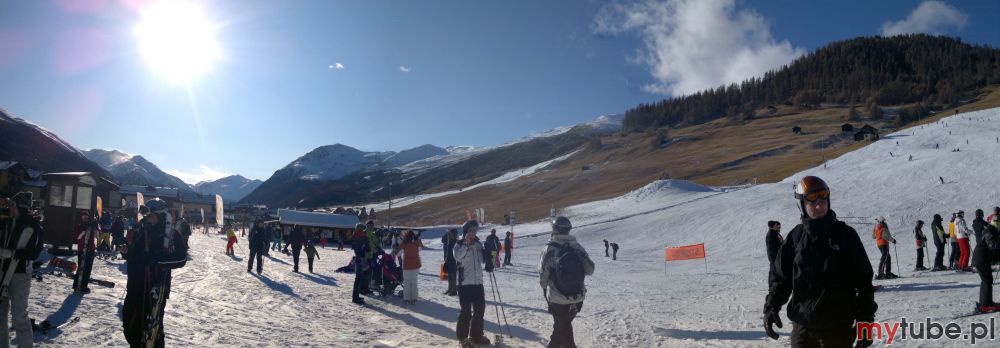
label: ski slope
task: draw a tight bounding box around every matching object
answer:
[27,107,1000,347]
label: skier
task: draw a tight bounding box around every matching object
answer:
[503,231,513,266]
[351,223,370,305]
[955,211,972,272]
[484,229,501,269]
[122,198,188,347]
[364,221,380,290]
[949,214,959,269]
[225,225,237,256]
[539,216,595,348]
[304,240,319,273]
[765,221,782,264]
[73,212,99,292]
[988,207,1000,226]
[913,220,928,271]
[453,220,492,347]
[0,193,43,348]
[610,243,619,261]
[764,176,877,347]
[931,214,947,271]
[603,239,609,257]
[393,230,423,304]
[247,220,267,274]
[972,209,988,245]
[939,176,945,184]
[973,219,1000,312]
[873,216,897,279]
[289,226,306,273]
[111,213,127,253]
[442,228,458,296]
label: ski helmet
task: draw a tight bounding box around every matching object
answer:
[876,216,885,223]
[146,198,168,214]
[552,216,572,234]
[793,176,830,215]
[933,214,942,222]
[957,210,965,218]
[462,220,479,233]
[976,209,984,219]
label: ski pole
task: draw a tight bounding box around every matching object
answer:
[490,272,512,337]
[894,243,900,276]
[488,271,503,341]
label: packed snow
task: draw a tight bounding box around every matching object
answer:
[27,107,1000,347]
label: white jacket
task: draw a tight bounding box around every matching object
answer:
[955,217,971,240]
[539,234,595,305]
[453,239,486,286]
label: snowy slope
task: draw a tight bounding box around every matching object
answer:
[31,108,1000,347]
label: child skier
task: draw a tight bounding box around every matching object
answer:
[305,240,320,273]
[226,226,237,255]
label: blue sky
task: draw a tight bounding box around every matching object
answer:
[0,0,997,183]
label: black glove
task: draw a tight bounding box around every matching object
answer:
[892,239,897,244]
[484,261,494,273]
[764,310,782,340]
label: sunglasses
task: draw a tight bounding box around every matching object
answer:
[803,190,830,203]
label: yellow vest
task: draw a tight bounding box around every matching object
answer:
[949,222,955,238]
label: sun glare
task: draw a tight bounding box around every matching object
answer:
[135,1,220,84]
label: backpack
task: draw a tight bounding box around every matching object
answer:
[547,242,587,299]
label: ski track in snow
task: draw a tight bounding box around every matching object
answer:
[26,108,1000,347]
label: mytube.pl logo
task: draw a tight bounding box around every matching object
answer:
[858,317,997,345]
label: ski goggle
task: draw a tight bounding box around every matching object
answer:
[802,190,830,203]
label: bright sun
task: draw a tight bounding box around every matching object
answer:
[135,1,221,84]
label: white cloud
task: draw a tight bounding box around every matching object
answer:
[329,62,345,70]
[594,0,805,96]
[398,65,411,73]
[881,0,968,36]
[166,165,229,185]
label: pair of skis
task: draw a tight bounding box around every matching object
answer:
[0,222,34,299]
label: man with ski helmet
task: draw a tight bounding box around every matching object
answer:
[0,192,43,348]
[955,210,972,272]
[764,176,878,347]
[539,216,594,348]
[453,220,491,346]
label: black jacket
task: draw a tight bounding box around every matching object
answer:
[973,218,987,245]
[765,210,877,328]
[765,229,783,264]
[484,234,501,253]
[248,226,268,251]
[442,232,457,266]
[931,219,946,246]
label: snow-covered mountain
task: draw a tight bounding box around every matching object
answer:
[0,108,113,179]
[83,149,192,191]
[193,175,263,202]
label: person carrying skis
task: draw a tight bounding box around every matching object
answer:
[225,225,237,256]
[914,220,928,271]
[442,228,458,296]
[973,215,1000,313]
[539,216,595,348]
[764,176,877,347]
[122,198,188,347]
[485,229,501,269]
[873,216,897,279]
[393,230,423,304]
[304,239,319,273]
[503,231,513,266]
[931,214,947,271]
[955,210,972,272]
[288,226,306,273]
[351,223,370,305]
[453,220,492,347]
[74,212,99,292]
[765,221,782,264]
[247,220,267,274]
[0,193,43,348]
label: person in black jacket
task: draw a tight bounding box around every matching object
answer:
[914,220,928,271]
[351,223,369,305]
[765,221,782,264]
[484,229,501,269]
[764,176,877,347]
[0,193,44,348]
[503,231,513,266]
[931,214,947,271]
[247,220,267,274]
[972,221,1000,313]
[288,226,306,273]
[973,209,987,245]
[442,228,458,296]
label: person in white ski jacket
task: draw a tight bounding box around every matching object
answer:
[955,211,973,271]
[539,216,594,348]
[452,220,492,346]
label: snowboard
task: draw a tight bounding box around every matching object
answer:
[48,257,77,273]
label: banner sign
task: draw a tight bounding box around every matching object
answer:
[665,243,706,261]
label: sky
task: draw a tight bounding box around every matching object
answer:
[0,0,997,184]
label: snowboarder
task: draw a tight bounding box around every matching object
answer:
[484,229,501,269]
[453,220,492,347]
[603,239,609,257]
[73,213,99,292]
[351,223,370,305]
[539,216,594,348]
[0,192,43,348]
[931,214,947,271]
[304,240,319,273]
[503,231,513,266]
[873,216,897,279]
[393,230,423,304]
[913,220,928,271]
[955,211,972,272]
[610,243,619,261]
[225,226,237,256]
[247,220,267,274]
[442,228,458,296]
[289,226,306,273]
[765,221,782,264]
[973,218,1000,312]
[764,176,877,347]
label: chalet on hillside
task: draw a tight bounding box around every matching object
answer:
[854,124,879,141]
